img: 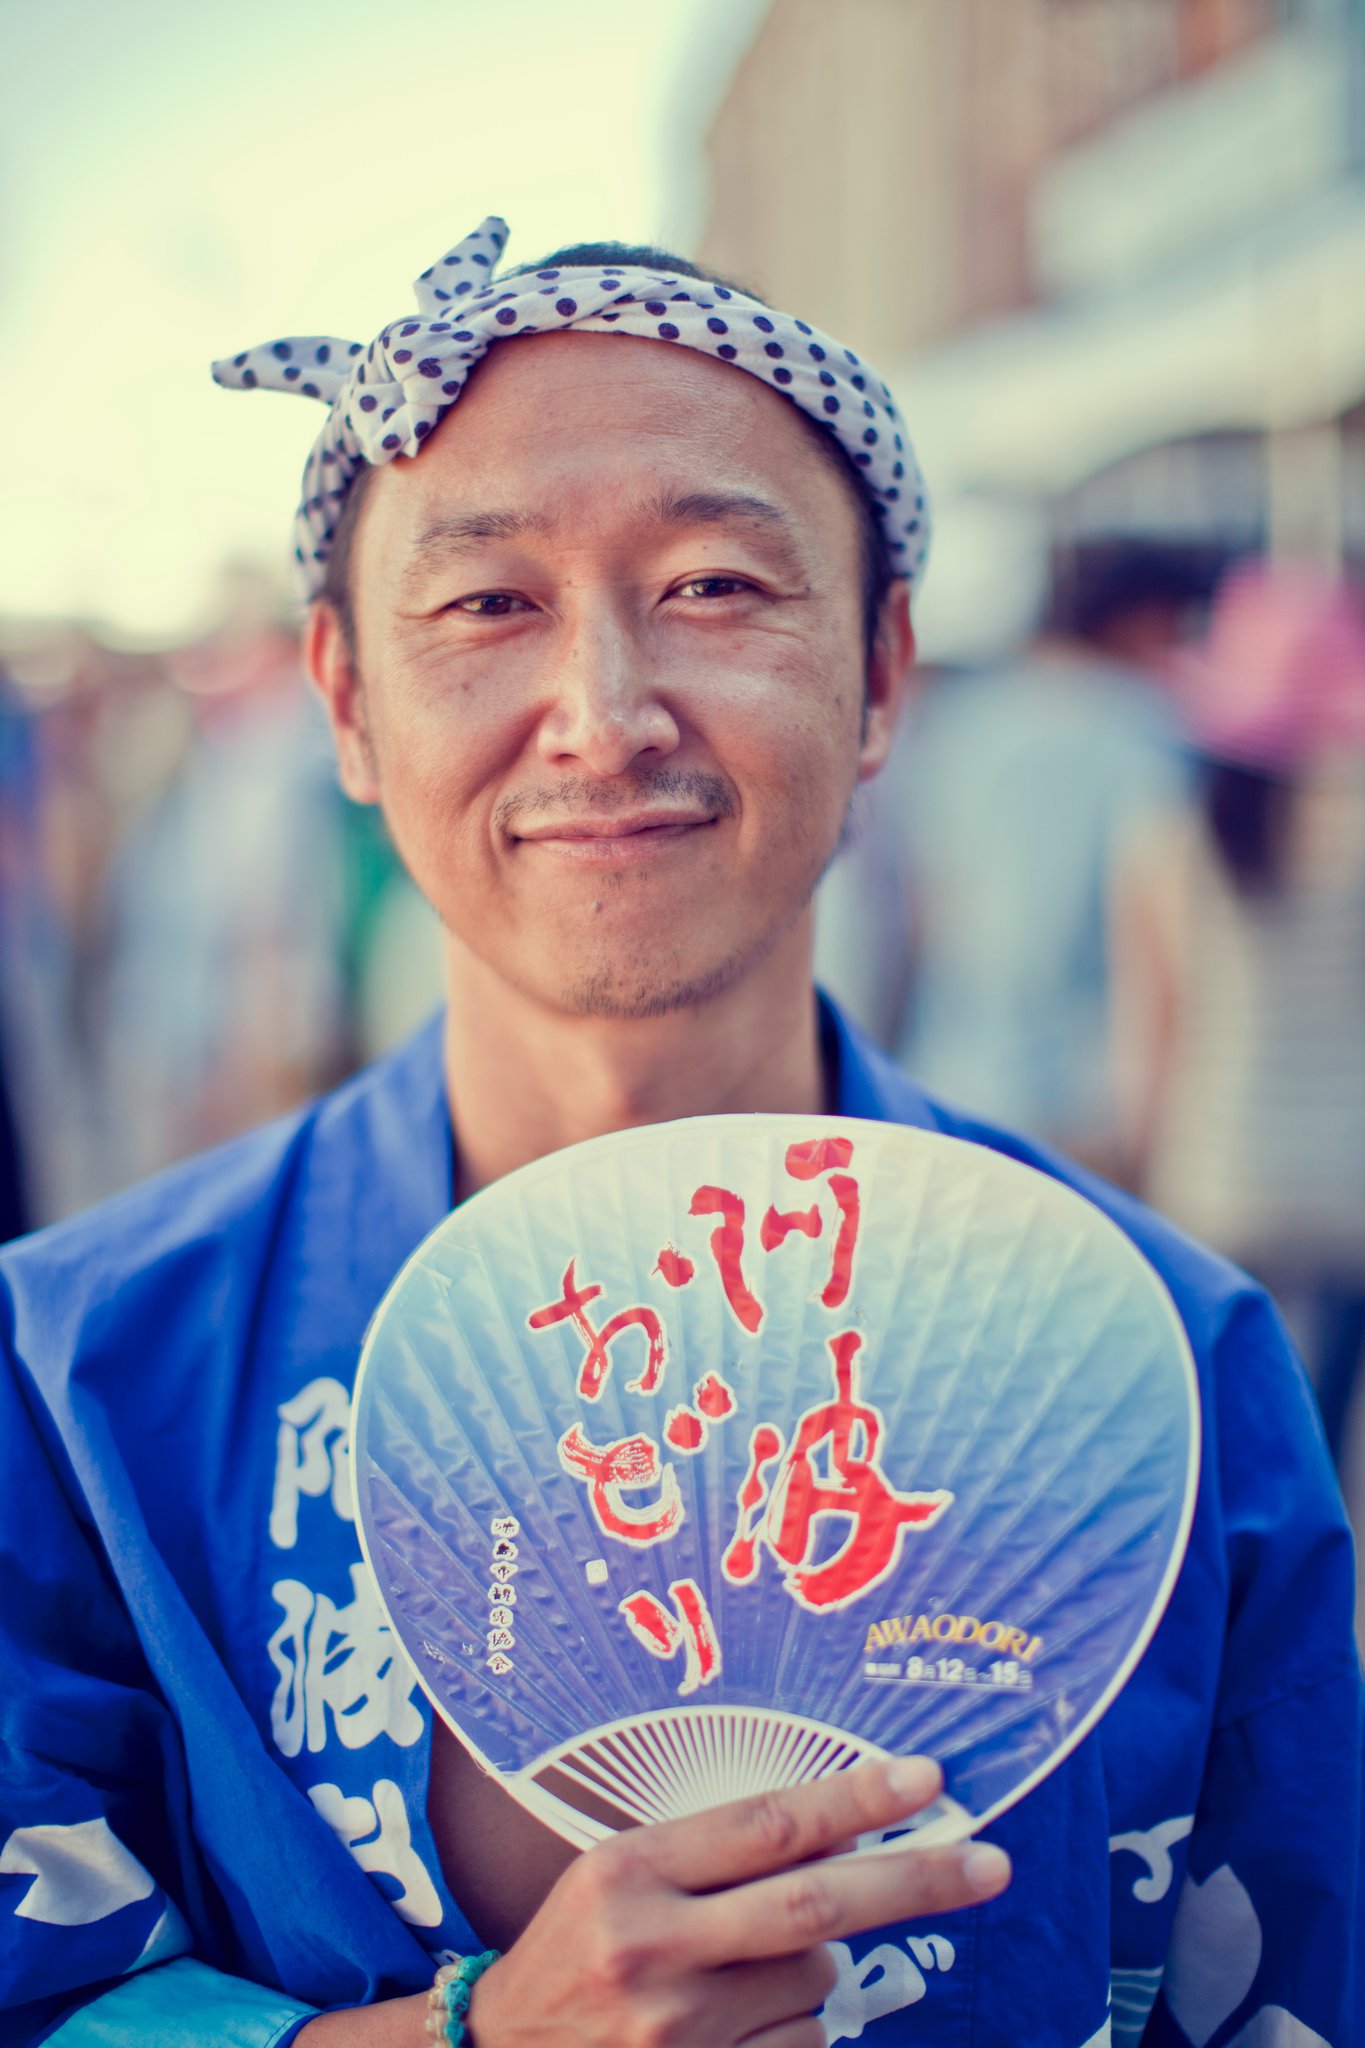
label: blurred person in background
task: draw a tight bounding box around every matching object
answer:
[819,539,1220,1184]
[1116,560,1365,1473]
[100,573,351,1184]
[335,798,446,1069]
[0,592,423,1221]
[0,637,190,1221]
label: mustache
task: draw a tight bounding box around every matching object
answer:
[493,769,735,834]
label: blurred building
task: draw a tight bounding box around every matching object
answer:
[701,0,1272,359]
[699,0,1365,649]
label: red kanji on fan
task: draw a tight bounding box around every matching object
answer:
[724,1330,952,1611]
[528,1259,666,1399]
[760,1202,822,1253]
[620,1578,722,1696]
[782,1137,861,1309]
[689,1185,763,1332]
[722,1423,785,1584]
[557,1424,684,1546]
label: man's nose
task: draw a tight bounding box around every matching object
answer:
[534,608,680,777]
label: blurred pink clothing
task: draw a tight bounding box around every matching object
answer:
[1172,561,1365,770]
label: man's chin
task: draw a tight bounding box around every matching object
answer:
[557,947,752,1022]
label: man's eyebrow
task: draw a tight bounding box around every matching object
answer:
[401,489,807,585]
[408,508,553,561]
[645,488,797,535]
[645,489,812,576]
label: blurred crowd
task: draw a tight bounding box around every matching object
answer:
[817,538,1365,1489]
[0,566,442,1230]
[0,541,1363,1491]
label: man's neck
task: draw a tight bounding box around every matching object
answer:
[443,927,829,1202]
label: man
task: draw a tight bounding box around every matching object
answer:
[0,221,1358,2047]
[816,537,1223,1185]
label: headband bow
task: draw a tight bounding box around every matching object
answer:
[213,216,930,602]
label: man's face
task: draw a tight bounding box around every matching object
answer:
[309,332,908,1020]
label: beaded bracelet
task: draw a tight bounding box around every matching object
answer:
[424,1949,501,2047]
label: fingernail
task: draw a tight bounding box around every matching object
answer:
[886,1755,942,1804]
[962,1843,1012,1896]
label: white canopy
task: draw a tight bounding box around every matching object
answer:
[892,186,1365,504]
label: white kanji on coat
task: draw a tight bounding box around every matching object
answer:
[821,1932,955,2042]
[268,1561,423,1757]
[1109,1813,1194,1904]
[308,1777,443,1929]
[0,1816,155,1925]
[270,1376,355,1549]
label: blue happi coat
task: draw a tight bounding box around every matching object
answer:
[1,1003,1360,2047]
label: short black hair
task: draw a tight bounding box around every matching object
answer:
[320,241,896,661]
[1202,757,1291,898]
[1044,537,1228,647]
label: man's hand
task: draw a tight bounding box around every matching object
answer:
[466,1756,1009,2048]
[294,1758,1008,2047]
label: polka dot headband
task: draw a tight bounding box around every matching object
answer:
[212,215,930,602]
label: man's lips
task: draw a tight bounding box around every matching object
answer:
[512,810,718,843]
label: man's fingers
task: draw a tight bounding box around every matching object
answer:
[645,1757,944,1893]
[691,1835,1012,1964]
[709,1949,839,2042]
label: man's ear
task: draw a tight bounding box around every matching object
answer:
[857,579,914,783]
[303,601,381,804]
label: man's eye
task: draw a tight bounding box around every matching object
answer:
[451,593,529,616]
[673,576,754,600]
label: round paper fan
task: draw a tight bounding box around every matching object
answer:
[353,1116,1199,1850]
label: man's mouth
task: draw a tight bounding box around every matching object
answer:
[513,809,718,844]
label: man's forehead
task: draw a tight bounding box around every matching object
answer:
[408,329,818,467]
[373,340,849,546]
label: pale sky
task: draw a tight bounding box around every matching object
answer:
[0,0,766,642]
